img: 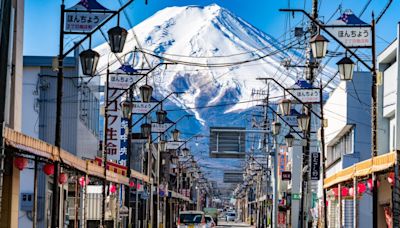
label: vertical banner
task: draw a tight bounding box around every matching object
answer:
[106,89,121,162]
[311,152,320,180]
[279,146,288,174]
[119,118,129,166]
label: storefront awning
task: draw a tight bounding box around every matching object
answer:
[324,151,398,188]
[3,127,150,185]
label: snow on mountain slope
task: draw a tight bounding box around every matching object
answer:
[95,4,337,190]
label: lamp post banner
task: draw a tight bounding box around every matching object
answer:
[310,152,320,180]
[166,141,185,150]
[65,0,112,33]
[106,89,121,162]
[287,88,320,103]
[109,65,142,89]
[325,10,372,48]
[132,102,158,114]
[151,123,174,133]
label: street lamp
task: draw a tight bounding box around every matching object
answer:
[79,49,100,76]
[271,121,281,135]
[107,26,128,53]
[156,110,167,124]
[279,98,292,116]
[310,34,329,59]
[121,97,133,119]
[140,84,153,102]
[172,129,180,141]
[141,123,152,138]
[285,133,295,147]
[297,113,310,132]
[337,56,355,81]
[181,147,189,157]
[159,140,166,152]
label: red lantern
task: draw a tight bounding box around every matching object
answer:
[341,187,349,197]
[79,176,89,187]
[129,181,135,188]
[367,178,381,191]
[136,183,141,190]
[58,173,68,185]
[110,184,117,193]
[358,182,366,194]
[388,172,395,186]
[331,187,339,197]
[326,201,329,207]
[43,164,54,176]
[14,157,28,171]
[349,187,354,197]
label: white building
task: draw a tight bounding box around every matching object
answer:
[19,53,100,227]
[323,71,372,227]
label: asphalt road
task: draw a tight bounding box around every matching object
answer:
[216,221,253,227]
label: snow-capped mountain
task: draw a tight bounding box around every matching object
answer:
[95,4,336,191]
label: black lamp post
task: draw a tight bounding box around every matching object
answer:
[108,26,128,53]
[172,129,180,141]
[271,121,281,136]
[141,123,152,138]
[79,49,100,76]
[285,133,295,147]
[297,113,310,133]
[279,98,292,116]
[337,56,355,81]
[140,84,153,103]
[310,34,329,59]
[156,110,167,124]
[181,147,189,157]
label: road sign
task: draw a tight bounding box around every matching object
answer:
[65,0,111,33]
[292,193,301,200]
[166,141,185,150]
[281,171,291,181]
[132,102,158,114]
[325,10,372,48]
[151,123,173,133]
[311,152,320,180]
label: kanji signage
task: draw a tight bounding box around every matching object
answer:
[151,122,173,133]
[311,152,320,180]
[119,118,128,166]
[166,141,185,150]
[109,65,142,89]
[65,0,112,33]
[281,171,291,181]
[325,10,372,48]
[106,89,121,161]
[288,88,320,103]
[132,102,158,114]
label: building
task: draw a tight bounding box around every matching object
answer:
[0,0,25,227]
[19,53,100,227]
[323,71,372,227]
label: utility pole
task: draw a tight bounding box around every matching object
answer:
[263,85,271,228]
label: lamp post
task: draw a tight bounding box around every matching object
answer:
[271,120,280,228]
[55,2,138,227]
[280,8,378,228]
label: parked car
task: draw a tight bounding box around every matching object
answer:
[226,211,236,222]
[178,211,206,228]
[203,207,218,225]
[205,215,216,228]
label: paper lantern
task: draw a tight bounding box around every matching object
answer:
[341,187,349,197]
[110,184,117,193]
[129,181,135,188]
[136,183,141,190]
[367,178,381,191]
[79,176,89,187]
[349,187,354,197]
[43,164,54,176]
[326,201,329,207]
[14,157,28,171]
[388,172,395,186]
[358,182,366,194]
[58,173,68,185]
[332,187,339,197]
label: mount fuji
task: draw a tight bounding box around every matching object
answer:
[95,4,336,192]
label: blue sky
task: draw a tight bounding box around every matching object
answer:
[24,0,400,56]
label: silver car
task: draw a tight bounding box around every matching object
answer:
[226,212,236,222]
